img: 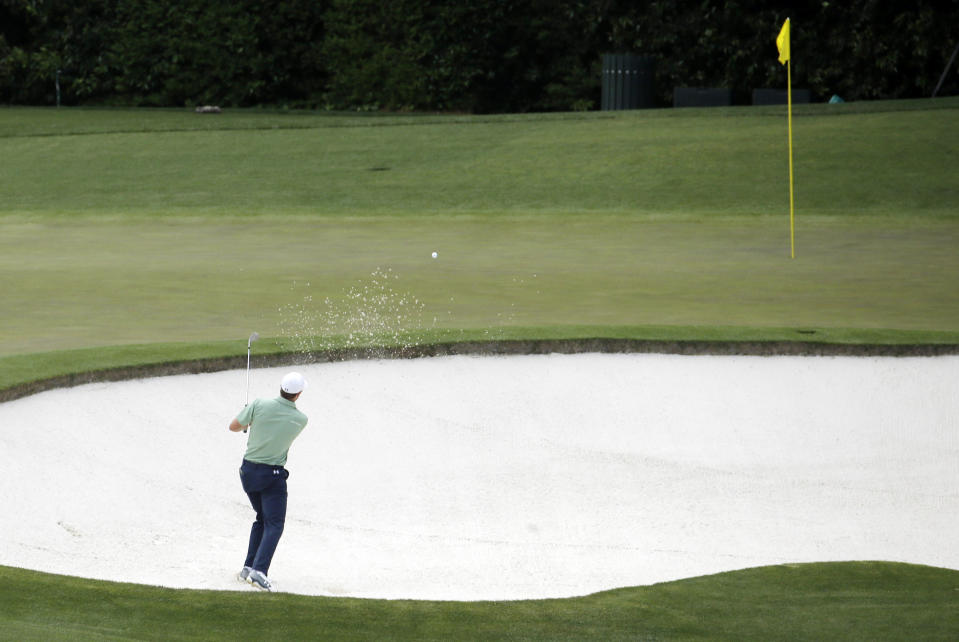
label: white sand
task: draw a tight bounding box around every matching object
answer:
[0,353,956,601]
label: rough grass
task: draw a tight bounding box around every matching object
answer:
[1,562,957,641]
[2,325,959,399]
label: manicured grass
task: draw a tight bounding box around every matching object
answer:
[2,95,955,138]
[2,99,957,218]
[1,99,957,356]
[2,324,959,396]
[2,562,957,641]
[1,215,958,356]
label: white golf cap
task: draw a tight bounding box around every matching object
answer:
[280,371,307,394]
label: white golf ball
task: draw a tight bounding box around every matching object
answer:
[431,251,438,259]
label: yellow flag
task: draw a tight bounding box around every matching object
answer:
[777,18,790,65]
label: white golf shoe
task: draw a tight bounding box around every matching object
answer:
[246,569,273,592]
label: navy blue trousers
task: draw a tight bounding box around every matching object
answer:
[239,459,289,575]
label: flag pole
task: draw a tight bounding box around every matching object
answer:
[787,52,795,259]
[777,17,795,258]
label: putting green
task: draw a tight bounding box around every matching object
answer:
[1,214,958,356]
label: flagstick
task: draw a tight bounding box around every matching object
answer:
[787,57,795,259]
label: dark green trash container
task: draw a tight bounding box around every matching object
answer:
[602,54,656,110]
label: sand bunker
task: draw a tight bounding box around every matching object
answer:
[0,353,956,600]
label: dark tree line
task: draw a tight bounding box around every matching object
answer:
[1,0,956,111]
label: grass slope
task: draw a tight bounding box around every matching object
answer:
[2,325,959,397]
[2,99,957,218]
[2,562,957,641]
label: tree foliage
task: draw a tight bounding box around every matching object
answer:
[1,0,957,111]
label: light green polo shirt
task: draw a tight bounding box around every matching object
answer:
[236,397,308,467]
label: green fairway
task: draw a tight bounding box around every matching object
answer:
[2,100,958,218]
[1,101,958,640]
[2,562,957,641]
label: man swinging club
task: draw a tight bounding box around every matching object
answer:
[229,371,309,591]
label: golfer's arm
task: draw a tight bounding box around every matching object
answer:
[229,418,248,432]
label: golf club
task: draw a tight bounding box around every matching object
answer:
[243,332,259,433]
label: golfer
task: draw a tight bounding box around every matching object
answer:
[229,371,309,591]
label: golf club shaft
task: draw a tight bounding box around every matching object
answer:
[243,347,251,433]
[243,332,259,434]
[246,347,252,405]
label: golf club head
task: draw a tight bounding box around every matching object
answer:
[248,332,259,349]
